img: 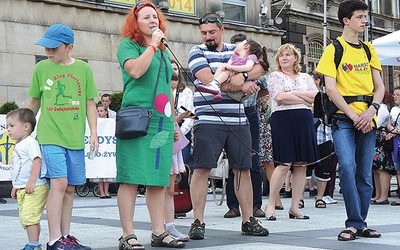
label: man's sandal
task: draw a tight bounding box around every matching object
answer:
[151,232,185,248]
[118,234,145,250]
[315,199,326,208]
[337,229,356,241]
[356,228,381,238]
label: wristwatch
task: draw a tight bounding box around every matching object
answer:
[242,72,249,81]
[370,102,380,112]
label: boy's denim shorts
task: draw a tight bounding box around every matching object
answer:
[42,145,86,185]
[17,183,48,228]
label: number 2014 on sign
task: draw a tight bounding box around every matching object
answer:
[168,0,194,15]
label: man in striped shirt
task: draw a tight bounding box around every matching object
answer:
[187,13,269,240]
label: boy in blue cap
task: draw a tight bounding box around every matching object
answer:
[27,23,98,250]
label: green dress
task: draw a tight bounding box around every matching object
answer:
[116,38,174,186]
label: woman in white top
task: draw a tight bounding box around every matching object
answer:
[370,92,394,205]
[386,87,400,206]
[265,44,319,220]
[171,60,195,168]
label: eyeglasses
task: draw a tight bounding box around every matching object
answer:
[199,17,223,25]
[394,93,400,97]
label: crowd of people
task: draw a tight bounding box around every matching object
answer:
[3,0,400,250]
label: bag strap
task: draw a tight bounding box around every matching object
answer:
[388,112,400,135]
[333,39,371,70]
[174,89,179,111]
[395,113,400,127]
[333,39,343,70]
[150,51,165,117]
[210,151,228,206]
[393,112,400,129]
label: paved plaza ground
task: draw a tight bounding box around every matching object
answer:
[1,184,400,250]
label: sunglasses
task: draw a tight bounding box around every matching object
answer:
[134,1,155,13]
[198,17,223,25]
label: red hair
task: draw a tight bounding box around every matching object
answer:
[121,1,167,51]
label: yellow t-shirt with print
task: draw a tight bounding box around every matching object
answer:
[316,36,382,117]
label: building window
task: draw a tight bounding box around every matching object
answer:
[307,41,323,73]
[223,0,247,23]
[371,0,381,14]
[308,42,323,60]
[392,0,399,18]
[371,0,399,17]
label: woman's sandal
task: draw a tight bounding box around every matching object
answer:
[151,232,185,248]
[337,229,356,241]
[118,234,145,250]
[299,199,305,209]
[390,201,400,206]
[356,228,381,238]
[315,199,326,208]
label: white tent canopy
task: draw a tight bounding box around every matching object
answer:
[372,30,400,66]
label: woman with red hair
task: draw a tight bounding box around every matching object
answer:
[116,1,184,249]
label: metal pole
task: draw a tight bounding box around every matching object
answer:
[364,0,369,41]
[323,0,327,49]
[369,0,372,41]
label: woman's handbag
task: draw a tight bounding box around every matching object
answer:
[115,107,152,139]
[209,152,229,180]
[383,138,394,152]
[209,151,229,206]
[115,52,165,139]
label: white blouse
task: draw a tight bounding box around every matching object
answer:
[389,106,400,130]
[268,71,318,113]
[174,87,194,135]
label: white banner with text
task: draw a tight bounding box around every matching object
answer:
[0,115,117,182]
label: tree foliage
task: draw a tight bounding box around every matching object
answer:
[0,101,19,114]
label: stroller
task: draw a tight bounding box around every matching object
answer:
[75,179,120,197]
[75,179,100,197]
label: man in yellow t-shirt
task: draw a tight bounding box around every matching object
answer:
[316,0,384,242]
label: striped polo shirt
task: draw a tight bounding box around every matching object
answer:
[188,43,248,126]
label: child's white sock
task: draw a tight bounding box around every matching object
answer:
[165,221,174,227]
[207,80,220,92]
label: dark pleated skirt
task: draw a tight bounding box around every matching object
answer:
[270,109,319,164]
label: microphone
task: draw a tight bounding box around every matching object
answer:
[151,27,169,47]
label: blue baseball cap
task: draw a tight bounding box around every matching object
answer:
[35,24,74,48]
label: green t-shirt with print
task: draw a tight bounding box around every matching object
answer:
[29,59,98,149]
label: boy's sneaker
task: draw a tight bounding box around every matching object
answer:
[322,196,337,204]
[46,237,75,250]
[241,217,269,236]
[188,219,205,240]
[66,235,92,250]
[21,244,42,250]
